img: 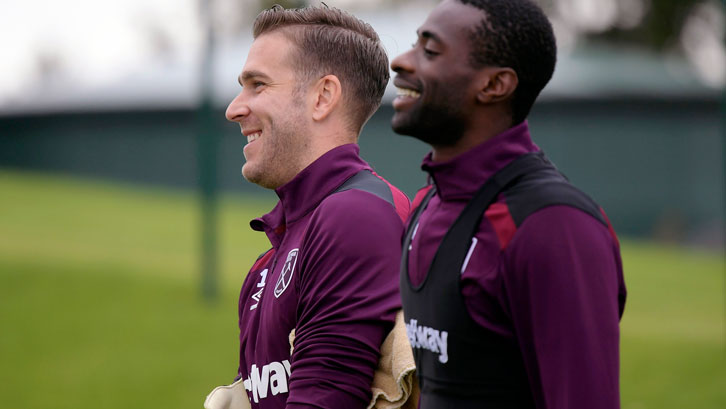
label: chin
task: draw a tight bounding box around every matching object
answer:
[241,165,262,185]
[391,113,416,136]
[391,115,429,140]
[394,123,463,149]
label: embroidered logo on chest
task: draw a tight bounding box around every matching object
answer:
[274,249,299,298]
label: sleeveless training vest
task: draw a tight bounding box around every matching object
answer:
[400,152,608,409]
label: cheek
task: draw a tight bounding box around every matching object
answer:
[257,102,290,130]
[429,72,473,102]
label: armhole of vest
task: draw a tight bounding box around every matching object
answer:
[506,179,609,226]
[484,201,518,250]
[504,201,617,253]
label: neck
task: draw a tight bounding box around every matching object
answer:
[430,113,513,162]
[300,124,357,167]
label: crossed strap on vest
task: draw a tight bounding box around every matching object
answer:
[400,152,558,409]
[402,152,551,285]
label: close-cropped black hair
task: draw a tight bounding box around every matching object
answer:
[458,0,556,124]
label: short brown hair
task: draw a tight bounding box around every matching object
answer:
[253,5,389,132]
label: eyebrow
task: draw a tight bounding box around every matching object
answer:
[416,29,442,43]
[238,70,271,86]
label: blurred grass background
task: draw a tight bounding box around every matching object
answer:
[0,170,267,408]
[1,1,724,408]
[0,169,723,408]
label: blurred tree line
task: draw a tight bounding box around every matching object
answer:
[599,0,703,49]
[254,0,724,53]
[541,0,721,50]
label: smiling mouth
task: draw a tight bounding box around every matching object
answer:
[396,87,421,98]
[244,131,262,143]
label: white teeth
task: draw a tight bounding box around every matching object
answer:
[246,132,261,143]
[396,87,421,98]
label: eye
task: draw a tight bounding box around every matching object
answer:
[411,41,438,57]
[413,37,440,58]
[240,80,267,91]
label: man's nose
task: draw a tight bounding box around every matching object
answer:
[391,48,416,74]
[225,92,251,122]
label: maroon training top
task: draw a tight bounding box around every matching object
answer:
[236,144,410,408]
[406,121,627,408]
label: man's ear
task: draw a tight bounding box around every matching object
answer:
[311,75,343,122]
[475,67,518,104]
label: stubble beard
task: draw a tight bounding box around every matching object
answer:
[242,106,309,190]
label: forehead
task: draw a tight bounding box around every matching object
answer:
[242,31,296,79]
[420,0,485,47]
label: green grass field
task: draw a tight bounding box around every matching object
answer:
[0,169,724,408]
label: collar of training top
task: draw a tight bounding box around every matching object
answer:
[250,143,370,240]
[421,121,539,201]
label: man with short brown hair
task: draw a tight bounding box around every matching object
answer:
[213,5,410,409]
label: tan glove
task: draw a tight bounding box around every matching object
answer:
[367,310,419,409]
[289,311,419,409]
[209,311,418,409]
[203,377,251,409]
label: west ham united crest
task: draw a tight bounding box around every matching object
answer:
[274,248,299,298]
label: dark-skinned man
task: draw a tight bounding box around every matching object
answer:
[391,1,627,408]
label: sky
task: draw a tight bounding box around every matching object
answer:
[1,0,723,111]
[0,0,390,100]
[0,0,429,109]
[1,0,199,97]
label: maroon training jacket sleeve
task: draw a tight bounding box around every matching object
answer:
[286,190,403,408]
[502,205,625,409]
